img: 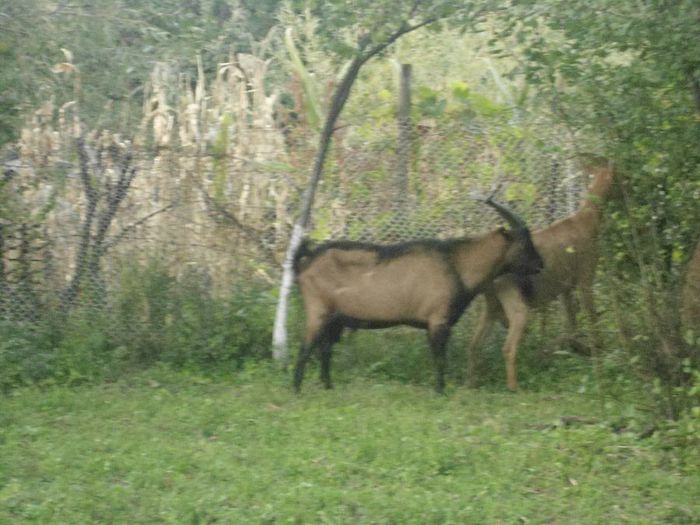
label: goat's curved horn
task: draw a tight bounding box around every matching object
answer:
[472,189,527,230]
[483,197,528,231]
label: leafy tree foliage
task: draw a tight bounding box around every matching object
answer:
[493,0,700,252]
[0,0,281,146]
[489,0,700,416]
[296,0,492,58]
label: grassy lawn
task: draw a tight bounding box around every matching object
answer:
[1,366,698,524]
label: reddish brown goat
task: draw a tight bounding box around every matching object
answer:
[466,158,617,390]
[292,198,543,394]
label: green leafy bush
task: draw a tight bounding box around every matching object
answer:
[0,321,56,392]
[0,261,277,391]
[109,260,276,371]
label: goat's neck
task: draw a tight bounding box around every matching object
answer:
[566,203,603,241]
[579,196,604,217]
[575,168,613,228]
[453,233,510,292]
[580,166,614,210]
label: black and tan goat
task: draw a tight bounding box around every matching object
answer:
[466,158,617,391]
[292,198,544,393]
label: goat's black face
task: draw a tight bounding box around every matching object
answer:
[509,229,544,276]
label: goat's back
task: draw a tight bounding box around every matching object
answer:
[488,210,600,307]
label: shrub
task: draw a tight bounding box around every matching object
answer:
[0,260,278,391]
[108,259,275,370]
[0,320,56,392]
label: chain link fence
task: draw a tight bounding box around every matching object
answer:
[306,122,585,244]
[1,121,586,333]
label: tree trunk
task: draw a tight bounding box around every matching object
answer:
[271,54,366,365]
[396,63,412,208]
[271,20,440,365]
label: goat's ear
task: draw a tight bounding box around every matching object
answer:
[497,226,515,240]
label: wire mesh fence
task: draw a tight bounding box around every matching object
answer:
[306,121,586,243]
[1,118,587,336]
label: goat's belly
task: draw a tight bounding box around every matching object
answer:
[330,287,459,329]
[334,314,427,330]
[333,305,428,327]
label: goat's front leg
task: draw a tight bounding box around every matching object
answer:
[500,294,529,391]
[561,290,578,333]
[560,291,591,356]
[318,340,333,390]
[429,324,451,394]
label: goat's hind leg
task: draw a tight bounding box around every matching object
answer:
[466,295,500,388]
[294,316,326,392]
[499,288,529,391]
[293,342,315,393]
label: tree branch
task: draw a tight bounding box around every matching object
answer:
[94,143,137,257]
[102,203,175,253]
[198,183,280,266]
[362,17,439,68]
[61,137,98,307]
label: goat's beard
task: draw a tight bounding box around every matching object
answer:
[515,274,535,301]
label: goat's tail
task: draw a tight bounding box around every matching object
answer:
[293,238,313,275]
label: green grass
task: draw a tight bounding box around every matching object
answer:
[1,366,698,524]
